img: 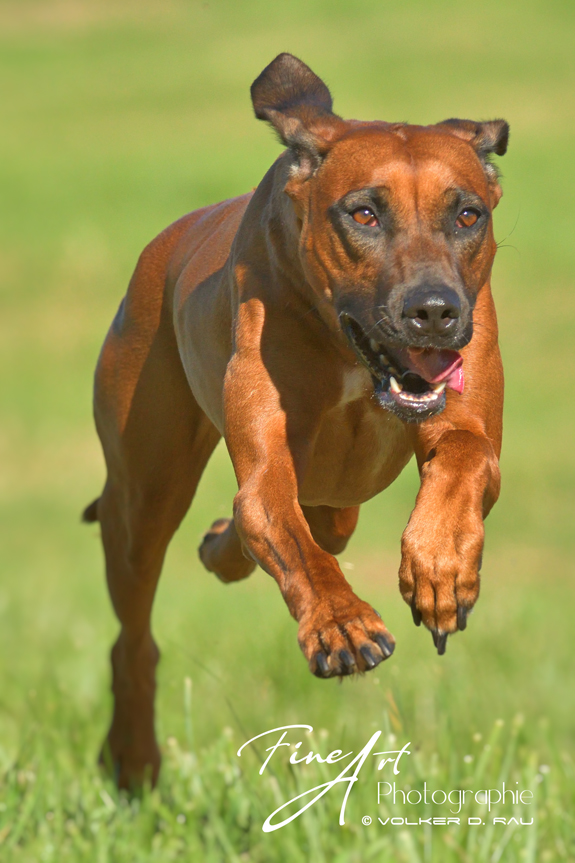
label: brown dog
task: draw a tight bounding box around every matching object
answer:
[84,53,507,788]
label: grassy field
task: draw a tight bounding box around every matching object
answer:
[1,0,574,859]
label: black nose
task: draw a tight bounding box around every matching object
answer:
[402,287,461,336]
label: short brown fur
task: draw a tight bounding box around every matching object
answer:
[87,54,507,788]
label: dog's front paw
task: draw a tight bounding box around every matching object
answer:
[399,507,484,653]
[298,598,395,678]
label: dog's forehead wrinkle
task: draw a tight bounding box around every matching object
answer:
[370,158,460,196]
[324,159,475,220]
[325,128,486,202]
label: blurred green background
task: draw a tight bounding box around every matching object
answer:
[0,0,574,860]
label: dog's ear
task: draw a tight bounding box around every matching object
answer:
[251,53,343,178]
[437,118,509,206]
[438,118,509,156]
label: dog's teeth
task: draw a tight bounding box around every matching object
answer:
[370,339,379,352]
[389,376,402,394]
[379,354,388,366]
[432,382,447,393]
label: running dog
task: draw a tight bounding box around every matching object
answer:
[84,54,508,787]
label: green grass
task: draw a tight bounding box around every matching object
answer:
[1,0,574,859]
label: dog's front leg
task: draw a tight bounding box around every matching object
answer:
[399,424,501,653]
[224,342,395,678]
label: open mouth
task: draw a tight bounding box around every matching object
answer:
[341,315,464,423]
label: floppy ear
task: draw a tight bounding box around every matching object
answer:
[437,118,509,206]
[251,53,343,178]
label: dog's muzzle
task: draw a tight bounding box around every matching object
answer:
[341,313,465,423]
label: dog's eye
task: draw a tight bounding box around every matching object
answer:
[455,208,480,229]
[351,207,379,227]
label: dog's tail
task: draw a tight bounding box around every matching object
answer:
[82,497,100,523]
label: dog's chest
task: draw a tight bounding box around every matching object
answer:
[299,366,414,507]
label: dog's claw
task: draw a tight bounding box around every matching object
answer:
[432,631,448,655]
[360,644,381,669]
[457,607,468,631]
[339,649,356,674]
[314,652,330,677]
[374,633,395,658]
[411,602,422,627]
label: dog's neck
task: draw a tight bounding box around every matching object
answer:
[231,152,340,335]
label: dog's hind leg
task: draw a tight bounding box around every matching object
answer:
[96,363,219,790]
[92,239,220,790]
[198,505,359,583]
[301,505,360,555]
[199,517,257,583]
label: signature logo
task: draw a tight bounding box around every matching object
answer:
[237,724,410,832]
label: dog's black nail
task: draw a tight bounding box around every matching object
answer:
[431,629,438,648]
[339,649,356,673]
[457,607,468,631]
[478,552,483,571]
[360,644,381,669]
[373,608,382,619]
[411,603,422,627]
[314,652,330,677]
[434,632,447,655]
[374,633,395,658]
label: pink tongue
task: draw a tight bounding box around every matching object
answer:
[394,347,465,394]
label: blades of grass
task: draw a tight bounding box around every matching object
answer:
[397,826,423,863]
[489,822,518,863]
[472,719,505,789]
[183,676,193,753]
[6,779,38,849]
[478,716,523,863]
[523,754,538,863]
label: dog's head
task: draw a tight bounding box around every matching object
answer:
[251,54,509,423]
